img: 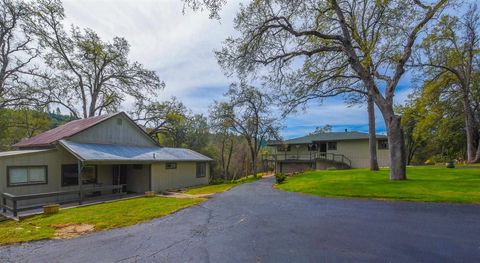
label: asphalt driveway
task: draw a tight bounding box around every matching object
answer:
[1,177,479,262]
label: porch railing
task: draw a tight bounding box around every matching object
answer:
[263,152,352,167]
[1,184,126,217]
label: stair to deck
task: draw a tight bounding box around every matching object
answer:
[313,153,352,169]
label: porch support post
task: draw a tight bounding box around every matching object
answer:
[78,160,84,205]
[149,164,153,192]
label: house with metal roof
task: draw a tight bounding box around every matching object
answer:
[0,112,212,216]
[264,131,390,173]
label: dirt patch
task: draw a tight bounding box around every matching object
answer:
[53,224,95,239]
[162,192,213,199]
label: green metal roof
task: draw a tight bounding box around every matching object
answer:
[269,131,387,145]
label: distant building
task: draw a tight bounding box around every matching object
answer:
[264,131,389,173]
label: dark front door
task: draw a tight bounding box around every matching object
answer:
[112,165,127,193]
[319,143,327,153]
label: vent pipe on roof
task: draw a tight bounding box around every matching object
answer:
[345,129,348,132]
[153,153,156,159]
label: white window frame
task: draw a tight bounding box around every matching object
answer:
[7,166,48,187]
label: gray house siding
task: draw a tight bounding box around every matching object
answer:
[69,114,156,147]
[0,112,211,214]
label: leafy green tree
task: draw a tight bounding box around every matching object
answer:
[133,97,211,156]
[132,97,188,140]
[415,4,480,162]
[181,114,210,152]
[399,75,466,164]
[26,0,163,118]
[0,108,51,149]
[214,0,448,180]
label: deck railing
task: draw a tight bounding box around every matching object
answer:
[263,152,352,167]
[1,184,126,217]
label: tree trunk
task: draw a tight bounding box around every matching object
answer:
[220,136,227,180]
[250,147,257,178]
[473,139,480,163]
[462,96,477,162]
[226,138,233,178]
[384,112,407,180]
[367,95,379,171]
[463,100,476,162]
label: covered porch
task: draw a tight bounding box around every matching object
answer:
[1,162,151,218]
[0,140,158,218]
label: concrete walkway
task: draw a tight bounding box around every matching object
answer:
[1,177,479,262]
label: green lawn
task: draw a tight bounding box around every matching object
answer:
[0,196,204,245]
[184,175,262,195]
[276,167,480,204]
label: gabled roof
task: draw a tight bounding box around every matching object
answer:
[269,131,387,145]
[59,140,212,162]
[13,113,119,148]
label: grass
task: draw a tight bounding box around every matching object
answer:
[0,196,204,245]
[184,175,262,195]
[276,166,480,204]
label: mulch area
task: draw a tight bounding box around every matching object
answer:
[161,192,213,199]
[53,224,95,239]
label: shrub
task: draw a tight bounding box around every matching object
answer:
[210,178,226,185]
[446,161,455,168]
[275,173,286,184]
[424,159,435,165]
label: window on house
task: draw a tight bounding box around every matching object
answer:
[196,162,207,178]
[116,118,123,126]
[7,166,47,186]
[165,162,177,169]
[62,164,97,187]
[327,142,337,150]
[277,145,291,152]
[378,139,389,150]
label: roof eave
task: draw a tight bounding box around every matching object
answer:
[57,140,85,162]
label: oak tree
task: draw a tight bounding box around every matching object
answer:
[215,0,448,180]
[27,0,163,118]
[415,4,480,162]
[0,0,41,108]
[210,84,281,177]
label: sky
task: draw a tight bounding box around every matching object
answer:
[62,0,415,139]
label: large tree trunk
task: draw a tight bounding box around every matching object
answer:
[226,139,233,178]
[220,136,227,180]
[251,148,257,178]
[383,111,407,180]
[462,96,478,162]
[367,95,379,171]
[473,138,480,163]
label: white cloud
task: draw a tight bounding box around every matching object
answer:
[61,0,415,138]
[62,0,241,114]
